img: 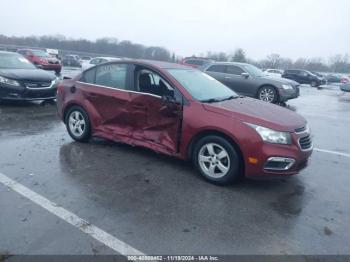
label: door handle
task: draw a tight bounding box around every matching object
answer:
[86,93,99,98]
[132,103,146,109]
[224,76,231,79]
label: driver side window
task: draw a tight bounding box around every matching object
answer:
[136,69,174,97]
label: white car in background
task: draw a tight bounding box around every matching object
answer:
[80,56,92,64]
[264,69,284,78]
[81,57,122,71]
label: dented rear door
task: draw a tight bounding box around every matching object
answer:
[79,63,133,140]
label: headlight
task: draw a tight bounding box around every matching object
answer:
[282,84,293,90]
[246,123,291,144]
[0,76,21,86]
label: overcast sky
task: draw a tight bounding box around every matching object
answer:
[0,0,348,60]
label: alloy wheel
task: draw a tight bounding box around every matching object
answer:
[68,111,86,137]
[259,87,275,102]
[198,143,230,178]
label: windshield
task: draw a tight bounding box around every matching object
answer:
[168,69,238,101]
[241,64,264,77]
[31,50,50,57]
[0,53,36,69]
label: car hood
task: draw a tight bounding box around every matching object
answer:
[0,69,56,81]
[261,75,299,85]
[203,97,306,132]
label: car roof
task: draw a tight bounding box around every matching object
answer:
[94,57,121,60]
[101,59,191,70]
[207,61,251,66]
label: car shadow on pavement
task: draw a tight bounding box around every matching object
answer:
[58,139,307,220]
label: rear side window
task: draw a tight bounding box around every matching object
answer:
[82,68,96,84]
[226,65,244,75]
[95,64,127,89]
[90,58,100,65]
[206,64,226,73]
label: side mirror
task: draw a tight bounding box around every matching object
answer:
[241,72,249,79]
[161,95,176,104]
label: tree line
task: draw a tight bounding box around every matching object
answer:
[0,35,349,73]
[203,49,350,73]
[0,35,172,62]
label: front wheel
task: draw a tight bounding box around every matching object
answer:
[258,86,278,103]
[65,106,91,142]
[193,136,241,185]
[310,80,319,87]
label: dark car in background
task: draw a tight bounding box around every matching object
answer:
[62,55,81,67]
[57,60,312,184]
[201,62,299,103]
[340,83,350,92]
[326,73,342,83]
[0,51,58,101]
[282,69,326,87]
[179,57,214,68]
[17,49,62,74]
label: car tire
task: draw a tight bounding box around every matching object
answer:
[65,106,91,143]
[310,81,318,87]
[258,86,278,103]
[193,135,241,185]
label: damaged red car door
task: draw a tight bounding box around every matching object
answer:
[129,68,183,154]
[78,63,133,140]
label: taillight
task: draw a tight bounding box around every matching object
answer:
[57,84,64,95]
[341,77,349,84]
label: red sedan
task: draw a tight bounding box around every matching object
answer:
[57,60,312,184]
[17,49,62,74]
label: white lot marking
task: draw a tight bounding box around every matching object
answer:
[314,148,350,158]
[0,173,144,256]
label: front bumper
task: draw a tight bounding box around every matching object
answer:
[244,129,312,178]
[0,84,57,101]
[340,84,350,92]
[278,86,300,102]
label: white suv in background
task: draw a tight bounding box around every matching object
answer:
[81,57,122,71]
[264,69,284,78]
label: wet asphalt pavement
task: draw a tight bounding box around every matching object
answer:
[0,81,350,255]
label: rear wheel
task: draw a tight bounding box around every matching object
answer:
[65,106,91,142]
[258,86,278,103]
[193,135,241,185]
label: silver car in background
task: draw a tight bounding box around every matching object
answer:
[201,62,299,103]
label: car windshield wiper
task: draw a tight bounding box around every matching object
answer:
[200,95,239,103]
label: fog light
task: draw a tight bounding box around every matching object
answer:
[264,157,295,171]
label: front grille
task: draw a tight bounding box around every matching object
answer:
[24,88,57,99]
[299,135,312,150]
[49,61,59,64]
[25,81,52,89]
